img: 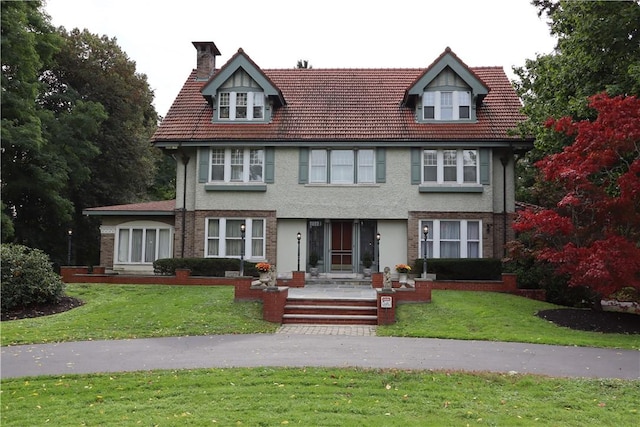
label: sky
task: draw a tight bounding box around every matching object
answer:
[44,0,557,118]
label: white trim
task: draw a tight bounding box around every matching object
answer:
[422,148,478,184]
[204,217,266,260]
[420,219,482,258]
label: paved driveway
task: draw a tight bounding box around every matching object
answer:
[2,332,638,379]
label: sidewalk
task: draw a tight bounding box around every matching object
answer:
[2,329,638,380]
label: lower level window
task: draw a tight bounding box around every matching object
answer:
[206,218,265,258]
[420,220,481,258]
[117,227,172,263]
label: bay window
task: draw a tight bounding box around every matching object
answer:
[117,226,172,264]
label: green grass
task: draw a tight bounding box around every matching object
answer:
[377,291,640,350]
[2,286,638,350]
[0,284,278,346]
[1,367,638,426]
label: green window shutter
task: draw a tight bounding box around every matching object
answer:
[298,147,309,184]
[479,148,490,184]
[376,148,386,183]
[264,147,275,183]
[411,148,422,184]
[198,147,209,183]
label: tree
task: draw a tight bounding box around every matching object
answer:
[1,0,73,256]
[511,93,640,305]
[514,0,640,205]
[296,59,312,69]
[2,2,169,265]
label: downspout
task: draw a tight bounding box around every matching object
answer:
[500,154,509,257]
[180,152,190,258]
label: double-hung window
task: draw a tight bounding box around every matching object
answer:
[422,149,478,184]
[422,90,471,120]
[209,148,264,183]
[309,149,375,184]
[117,226,172,263]
[205,218,265,259]
[218,91,264,120]
[420,220,481,259]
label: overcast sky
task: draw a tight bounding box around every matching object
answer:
[44,0,557,117]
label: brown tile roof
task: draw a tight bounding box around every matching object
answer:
[152,65,526,144]
[83,200,176,215]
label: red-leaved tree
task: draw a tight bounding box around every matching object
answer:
[513,93,640,301]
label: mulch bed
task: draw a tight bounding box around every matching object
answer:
[537,308,640,334]
[1,296,84,321]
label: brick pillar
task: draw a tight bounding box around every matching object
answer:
[502,273,518,291]
[175,268,191,284]
[263,287,289,323]
[377,289,396,325]
[372,272,383,288]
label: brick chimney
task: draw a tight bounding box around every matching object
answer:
[192,41,221,80]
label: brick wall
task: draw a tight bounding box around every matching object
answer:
[100,233,114,269]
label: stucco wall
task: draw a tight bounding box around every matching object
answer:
[186,147,503,219]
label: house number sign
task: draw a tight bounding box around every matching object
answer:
[381,296,392,308]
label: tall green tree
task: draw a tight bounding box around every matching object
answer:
[514,0,640,205]
[2,2,170,265]
[1,0,71,255]
[44,28,162,264]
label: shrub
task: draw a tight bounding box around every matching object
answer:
[1,244,66,311]
[411,258,502,280]
[153,258,259,277]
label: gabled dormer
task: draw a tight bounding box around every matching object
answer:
[199,47,285,123]
[403,47,489,123]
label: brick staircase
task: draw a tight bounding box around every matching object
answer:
[282,278,378,325]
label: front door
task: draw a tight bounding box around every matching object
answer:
[331,221,352,272]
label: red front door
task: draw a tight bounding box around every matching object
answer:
[331,221,352,272]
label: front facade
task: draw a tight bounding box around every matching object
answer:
[89,42,532,275]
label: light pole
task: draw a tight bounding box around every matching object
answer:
[296,232,301,271]
[422,225,429,278]
[376,232,381,272]
[67,229,73,265]
[240,223,246,276]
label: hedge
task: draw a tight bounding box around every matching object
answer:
[411,258,502,280]
[153,258,259,277]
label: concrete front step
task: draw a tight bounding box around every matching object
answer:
[285,304,377,316]
[305,278,373,287]
[282,313,378,325]
[283,295,378,325]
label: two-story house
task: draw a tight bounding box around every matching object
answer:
[85,41,532,276]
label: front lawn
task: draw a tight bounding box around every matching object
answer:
[378,291,639,350]
[0,284,278,346]
[1,367,638,426]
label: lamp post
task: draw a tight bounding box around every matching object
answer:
[422,225,429,278]
[296,232,302,271]
[67,229,73,265]
[376,232,381,272]
[240,223,246,276]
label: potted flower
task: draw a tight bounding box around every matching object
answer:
[362,252,373,278]
[256,262,271,284]
[309,252,319,277]
[395,263,411,286]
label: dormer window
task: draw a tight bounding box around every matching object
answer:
[218,91,264,120]
[422,90,471,121]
